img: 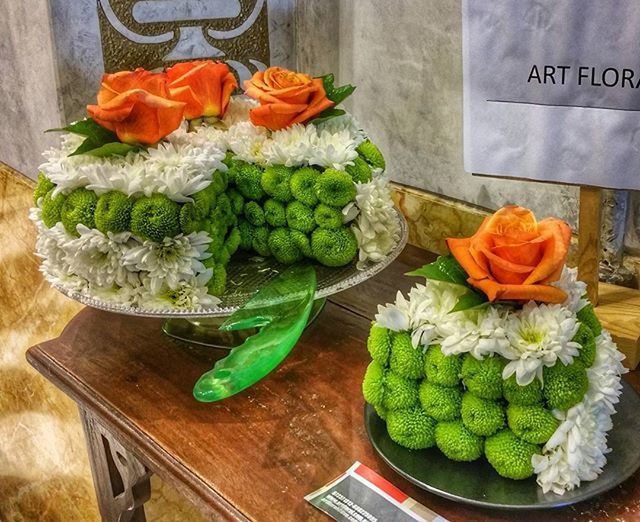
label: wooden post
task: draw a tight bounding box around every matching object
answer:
[577,186,602,305]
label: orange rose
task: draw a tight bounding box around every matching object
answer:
[87,68,185,145]
[167,60,237,120]
[243,67,335,130]
[446,206,571,304]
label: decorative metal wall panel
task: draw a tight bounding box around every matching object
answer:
[97,0,269,81]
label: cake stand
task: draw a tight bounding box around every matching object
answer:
[52,209,408,349]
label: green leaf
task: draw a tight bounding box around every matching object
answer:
[320,73,335,95]
[47,118,117,143]
[82,142,140,157]
[406,255,469,285]
[328,84,356,105]
[317,73,356,106]
[450,291,488,313]
[310,108,346,125]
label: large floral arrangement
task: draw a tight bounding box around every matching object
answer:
[30,62,400,310]
[362,206,626,494]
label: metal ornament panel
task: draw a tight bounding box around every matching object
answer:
[97,0,269,82]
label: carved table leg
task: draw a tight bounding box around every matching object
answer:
[79,407,152,521]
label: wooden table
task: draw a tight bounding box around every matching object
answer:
[26,245,640,521]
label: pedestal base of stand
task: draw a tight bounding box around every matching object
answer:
[596,283,640,369]
[162,298,327,349]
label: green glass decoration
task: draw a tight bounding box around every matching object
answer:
[192,265,317,402]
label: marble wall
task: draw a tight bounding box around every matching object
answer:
[2,0,638,251]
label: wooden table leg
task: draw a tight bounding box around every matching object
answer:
[79,407,152,522]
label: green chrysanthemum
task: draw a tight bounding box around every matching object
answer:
[460,392,505,437]
[34,173,55,206]
[207,264,227,296]
[94,190,133,234]
[506,404,559,445]
[387,407,437,450]
[261,165,294,203]
[573,322,597,368]
[263,199,286,227]
[367,324,392,366]
[290,230,312,258]
[290,166,319,207]
[315,169,357,208]
[345,156,373,184]
[130,193,180,242]
[286,201,316,234]
[252,226,272,257]
[41,189,66,228]
[244,201,266,226]
[226,188,245,216]
[314,203,343,230]
[485,429,539,480]
[389,332,424,379]
[61,188,98,236]
[235,163,265,201]
[419,381,462,421]
[357,140,386,170]
[311,227,358,267]
[461,354,505,400]
[424,345,462,387]
[503,375,543,406]
[576,304,602,337]
[268,228,303,265]
[237,218,254,250]
[543,360,588,411]
[435,420,484,462]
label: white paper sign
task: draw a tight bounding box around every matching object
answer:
[463,1,640,190]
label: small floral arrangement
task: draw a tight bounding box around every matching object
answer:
[31,63,400,310]
[363,206,626,494]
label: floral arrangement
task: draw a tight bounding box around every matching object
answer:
[362,206,626,494]
[30,62,400,310]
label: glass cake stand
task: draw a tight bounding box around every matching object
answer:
[53,209,408,349]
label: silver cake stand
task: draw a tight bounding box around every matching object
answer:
[54,209,408,348]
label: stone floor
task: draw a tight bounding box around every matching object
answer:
[0,164,206,521]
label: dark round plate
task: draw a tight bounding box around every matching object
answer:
[365,380,640,510]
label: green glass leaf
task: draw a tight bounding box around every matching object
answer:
[450,291,488,313]
[406,255,469,285]
[192,265,317,402]
[81,142,140,157]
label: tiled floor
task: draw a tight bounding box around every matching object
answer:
[0,164,205,521]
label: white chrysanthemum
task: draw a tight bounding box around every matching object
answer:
[315,113,367,146]
[142,141,225,202]
[122,232,212,294]
[532,331,626,494]
[63,225,137,288]
[349,174,400,269]
[138,270,220,310]
[222,95,258,126]
[440,306,512,360]
[167,121,227,151]
[552,267,589,313]
[375,290,411,332]
[225,121,268,164]
[502,302,580,385]
[307,128,358,170]
[39,133,225,202]
[262,124,315,167]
